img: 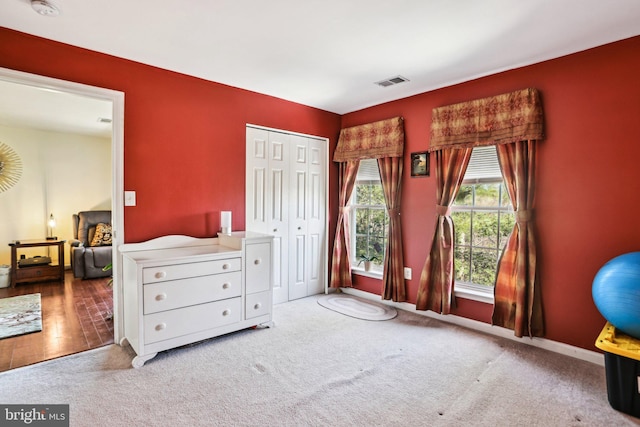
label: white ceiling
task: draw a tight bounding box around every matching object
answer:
[1,0,640,136]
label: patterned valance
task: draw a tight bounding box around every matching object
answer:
[333,116,404,162]
[430,88,544,151]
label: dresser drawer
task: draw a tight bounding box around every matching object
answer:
[143,258,241,284]
[143,271,241,314]
[144,297,242,344]
[245,291,271,320]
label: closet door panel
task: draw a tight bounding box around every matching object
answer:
[289,136,309,301]
[306,139,326,295]
[268,132,290,305]
[246,128,269,233]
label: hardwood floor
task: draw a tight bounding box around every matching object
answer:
[0,271,113,372]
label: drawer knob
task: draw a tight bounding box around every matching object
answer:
[254,303,261,310]
[155,293,167,301]
[273,228,278,232]
[222,309,230,316]
[222,264,230,270]
[222,283,230,289]
[254,259,261,265]
[155,271,167,279]
[155,323,166,331]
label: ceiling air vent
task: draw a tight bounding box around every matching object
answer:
[375,75,409,88]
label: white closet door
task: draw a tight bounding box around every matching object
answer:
[246,128,290,304]
[246,125,327,303]
[306,138,325,296]
[246,127,269,233]
[288,135,309,301]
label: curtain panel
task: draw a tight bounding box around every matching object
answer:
[493,141,544,337]
[334,116,404,161]
[416,148,472,313]
[430,88,544,151]
[329,161,360,289]
[378,156,406,302]
[330,116,406,302]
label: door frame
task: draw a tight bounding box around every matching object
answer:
[245,123,329,298]
[0,66,126,342]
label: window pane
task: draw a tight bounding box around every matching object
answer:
[500,183,512,208]
[351,161,389,271]
[355,184,371,205]
[471,248,498,286]
[472,211,499,248]
[355,208,369,235]
[454,185,473,206]
[369,208,387,237]
[455,245,471,282]
[452,211,471,245]
[370,237,386,263]
[499,212,515,247]
[474,183,500,207]
[355,235,368,260]
[370,184,386,205]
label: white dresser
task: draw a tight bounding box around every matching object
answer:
[120,232,273,368]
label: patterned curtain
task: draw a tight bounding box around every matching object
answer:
[416,148,472,313]
[378,157,406,302]
[430,88,544,150]
[493,141,543,337]
[334,117,404,162]
[331,117,405,297]
[329,160,359,288]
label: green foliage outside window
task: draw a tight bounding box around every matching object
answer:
[453,182,514,286]
[352,181,388,271]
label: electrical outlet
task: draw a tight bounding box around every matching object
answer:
[404,267,412,280]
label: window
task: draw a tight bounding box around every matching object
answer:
[350,159,388,274]
[452,146,514,295]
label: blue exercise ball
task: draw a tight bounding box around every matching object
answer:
[592,252,640,339]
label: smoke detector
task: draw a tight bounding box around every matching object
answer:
[31,0,61,17]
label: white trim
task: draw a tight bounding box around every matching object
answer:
[340,287,604,366]
[454,283,495,304]
[0,67,126,343]
[352,268,383,280]
[119,235,219,253]
[246,123,327,142]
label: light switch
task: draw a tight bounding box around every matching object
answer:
[404,267,412,280]
[124,191,136,206]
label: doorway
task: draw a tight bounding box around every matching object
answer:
[0,67,124,369]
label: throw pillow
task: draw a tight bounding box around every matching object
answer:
[90,223,112,247]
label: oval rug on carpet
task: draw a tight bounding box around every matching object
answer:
[317,293,397,321]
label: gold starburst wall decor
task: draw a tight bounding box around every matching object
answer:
[0,142,22,192]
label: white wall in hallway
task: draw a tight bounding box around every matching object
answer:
[0,124,111,266]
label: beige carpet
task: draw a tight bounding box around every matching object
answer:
[0,294,638,426]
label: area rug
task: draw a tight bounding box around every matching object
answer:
[0,293,42,339]
[317,293,397,321]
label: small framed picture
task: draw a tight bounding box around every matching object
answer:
[410,151,429,177]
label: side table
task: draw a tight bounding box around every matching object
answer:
[8,239,66,288]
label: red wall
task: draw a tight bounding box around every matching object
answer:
[0,27,342,244]
[344,36,640,350]
[3,26,640,351]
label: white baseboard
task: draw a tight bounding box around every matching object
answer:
[339,287,604,366]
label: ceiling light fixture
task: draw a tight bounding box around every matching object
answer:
[31,0,61,17]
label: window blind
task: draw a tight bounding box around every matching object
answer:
[464,146,502,182]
